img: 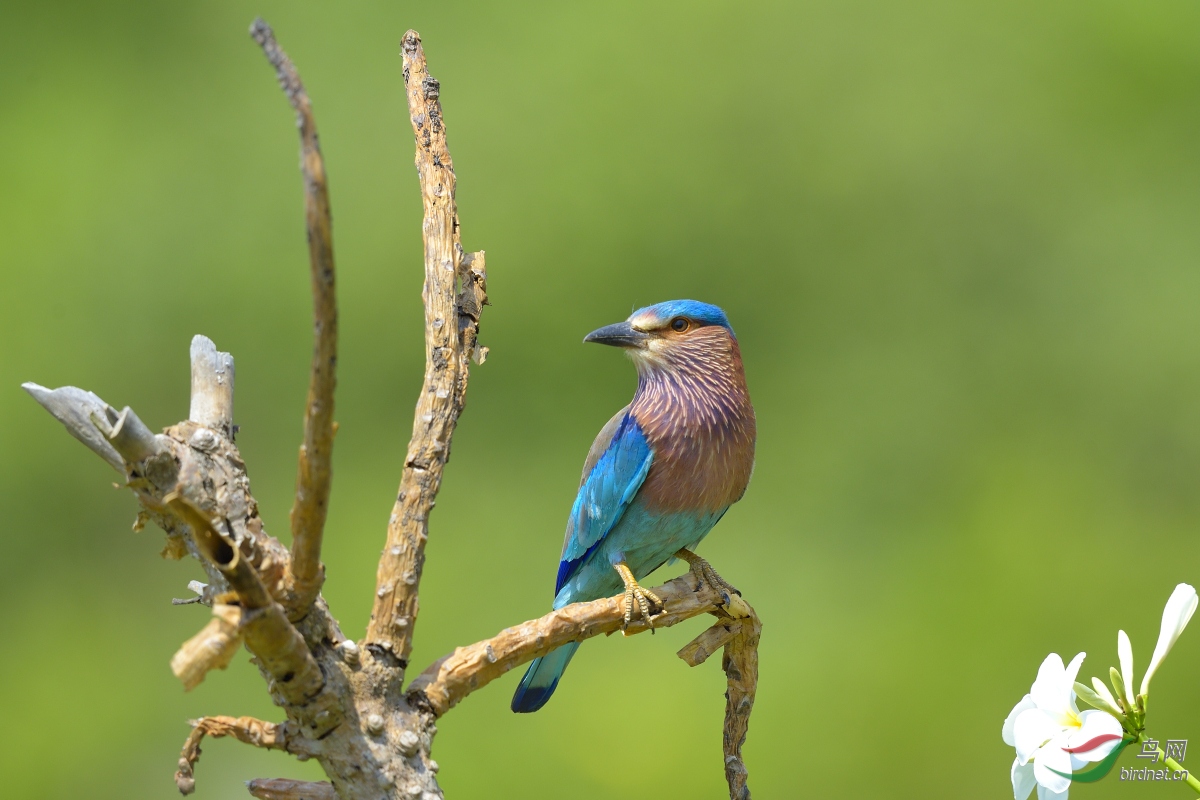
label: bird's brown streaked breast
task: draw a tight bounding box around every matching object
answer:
[632,330,756,514]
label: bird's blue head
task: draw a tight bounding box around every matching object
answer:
[582,300,737,371]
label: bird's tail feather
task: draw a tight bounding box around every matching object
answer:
[510,641,580,713]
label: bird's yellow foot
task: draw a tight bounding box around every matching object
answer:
[676,548,740,598]
[614,562,664,633]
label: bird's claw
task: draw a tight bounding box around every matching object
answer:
[614,562,663,633]
[676,548,740,598]
[622,583,664,632]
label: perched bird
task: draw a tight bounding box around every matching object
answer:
[511,299,756,713]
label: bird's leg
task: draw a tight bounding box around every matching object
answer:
[613,562,664,633]
[675,548,740,598]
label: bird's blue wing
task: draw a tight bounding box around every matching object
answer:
[555,409,653,595]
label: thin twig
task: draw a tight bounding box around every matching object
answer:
[246,778,338,800]
[174,716,312,796]
[251,18,339,613]
[171,604,244,691]
[365,30,487,662]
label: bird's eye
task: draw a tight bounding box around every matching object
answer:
[670,317,689,332]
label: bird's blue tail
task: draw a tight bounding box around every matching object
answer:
[511,641,580,713]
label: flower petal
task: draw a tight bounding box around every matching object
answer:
[1012,757,1037,800]
[1141,583,1198,697]
[1063,652,1086,713]
[1004,695,1036,746]
[1015,709,1062,765]
[1063,652,1085,687]
[1118,631,1135,707]
[1037,784,1069,800]
[1033,736,1073,793]
[1030,653,1067,711]
[1065,710,1123,763]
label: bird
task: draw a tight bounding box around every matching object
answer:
[511,299,756,713]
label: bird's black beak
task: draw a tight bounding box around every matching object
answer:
[583,321,651,348]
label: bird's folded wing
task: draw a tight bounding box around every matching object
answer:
[555,411,653,595]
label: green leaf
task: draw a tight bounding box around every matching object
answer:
[1074,681,1124,718]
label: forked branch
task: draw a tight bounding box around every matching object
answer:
[251,18,339,614]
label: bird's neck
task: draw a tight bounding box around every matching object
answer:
[630,329,753,438]
[629,329,756,513]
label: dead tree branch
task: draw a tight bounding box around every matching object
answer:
[22,21,758,800]
[189,336,235,435]
[250,19,339,614]
[174,716,315,795]
[171,603,243,690]
[720,610,760,800]
[408,573,738,714]
[247,779,339,800]
[365,30,488,663]
[164,493,324,704]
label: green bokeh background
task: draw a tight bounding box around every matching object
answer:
[4,1,1200,797]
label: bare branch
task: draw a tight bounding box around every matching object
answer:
[407,574,746,716]
[171,603,244,691]
[365,29,488,662]
[165,494,323,705]
[21,383,124,471]
[250,18,339,613]
[721,609,760,800]
[189,335,235,435]
[677,618,746,667]
[108,405,167,463]
[174,716,315,796]
[246,779,337,800]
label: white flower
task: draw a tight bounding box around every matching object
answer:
[1140,583,1198,698]
[1002,653,1123,800]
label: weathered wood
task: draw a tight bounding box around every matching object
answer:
[189,335,235,434]
[364,29,488,662]
[165,493,324,705]
[108,406,166,463]
[678,618,744,667]
[722,608,761,800]
[21,383,124,471]
[251,18,339,615]
[171,604,243,691]
[175,716,317,795]
[247,778,339,800]
[407,572,756,717]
